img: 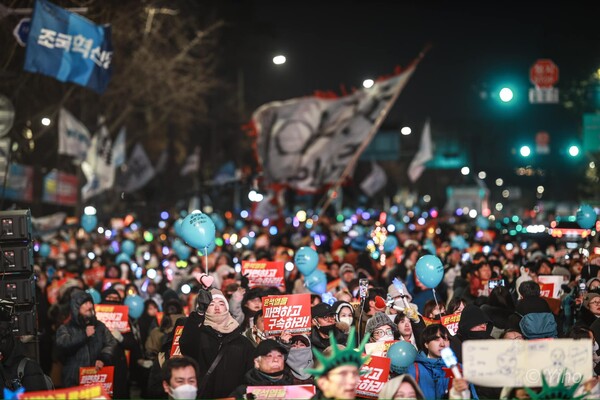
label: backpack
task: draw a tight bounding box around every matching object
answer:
[16,358,54,391]
[519,312,558,339]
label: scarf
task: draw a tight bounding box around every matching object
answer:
[204,311,239,334]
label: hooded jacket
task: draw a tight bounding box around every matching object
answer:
[56,290,117,387]
[229,367,294,398]
[450,305,493,364]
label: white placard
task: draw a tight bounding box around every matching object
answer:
[537,275,565,299]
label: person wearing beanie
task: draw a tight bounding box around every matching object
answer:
[179,287,254,399]
[378,374,424,400]
[332,300,355,333]
[365,312,399,343]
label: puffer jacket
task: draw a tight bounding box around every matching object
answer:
[56,291,117,387]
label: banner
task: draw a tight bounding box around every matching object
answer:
[440,312,461,336]
[246,385,315,400]
[463,338,593,387]
[117,143,156,192]
[32,211,67,233]
[252,65,416,192]
[241,261,284,287]
[95,304,130,333]
[58,108,91,161]
[365,340,397,357]
[263,293,311,336]
[79,366,114,396]
[43,169,78,206]
[359,162,387,197]
[24,0,113,93]
[21,384,110,399]
[537,275,564,299]
[407,119,433,182]
[81,123,114,201]
[170,325,184,357]
[0,163,34,202]
[357,355,391,398]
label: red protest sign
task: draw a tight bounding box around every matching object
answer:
[539,283,554,298]
[247,385,316,399]
[441,312,462,336]
[170,325,184,357]
[357,355,391,398]
[21,384,110,399]
[83,266,105,287]
[79,366,114,396]
[263,294,311,336]
[242,261,285,287]
[94,304,131,333]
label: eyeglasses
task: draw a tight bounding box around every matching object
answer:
[588,301,600,306]
[318,315,336,321]
[373,328,393,338]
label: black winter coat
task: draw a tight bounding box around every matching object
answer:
[180,312,254,399]
[0,341,51,394]
[55,291,117,387]
[230,367,295,399]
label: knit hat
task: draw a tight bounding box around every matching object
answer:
[551,266,571,280]
[365,311,398,337]
[210,288,229,311]
[332,301,354,320]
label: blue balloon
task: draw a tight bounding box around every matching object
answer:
[124,294,144,319]
[174,218,184,237]
[81,214,97,233]
[577,204,597,229]
[173,239,191,260]
[415,255,444,289]
[121,240,136,257]
[39,243,51,258]
[198,241,216,256]
[350,236,368,251]
[388,341,418,372]
[86,288,101,305]
[294,246,318,275]
[383,235,399,253]
[210,213,226,232]
[305,269,327,294]
[451,235,469,250]
[476,215,490,230]
[180,212,216,250]
[115,252,131,265]
[234,219,245,231]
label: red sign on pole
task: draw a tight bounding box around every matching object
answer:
[530,59,559,88]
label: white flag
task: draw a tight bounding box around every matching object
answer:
[360,162,387,197]
[58,108,91,162]
[180,147,200,176]
[112,127,126,168]
[81,123,114,201]
[407,119,433,183]
[118,143,155,192]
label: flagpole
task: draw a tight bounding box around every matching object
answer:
[316,48,429,218]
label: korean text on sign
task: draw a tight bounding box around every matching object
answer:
[170,326,184,357]
[242,261,285,287]
[356,355,391,398]
[94,304,130,333]
[79,366,114,396]
[441,312,461,336]
[263,293,311,336]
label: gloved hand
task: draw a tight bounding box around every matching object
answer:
[111,329,124,343]
[195,288,213,315]
[405,303,421,323]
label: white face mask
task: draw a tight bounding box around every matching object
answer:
[377,334,394,343]
[170,384,197,400]
[340,317,353,327]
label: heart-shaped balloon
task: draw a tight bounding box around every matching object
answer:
[199,274,214,289]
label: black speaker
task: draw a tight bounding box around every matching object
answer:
[0,276,35,304]
[11,308,36,337]
[0,210,32,242]
[0,243,33,274]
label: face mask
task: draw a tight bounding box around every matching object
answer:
[318,324,335,335]
[468,331,490,340]
[340,317,353,326]
[170,384,197,400]
[377,334,394,343]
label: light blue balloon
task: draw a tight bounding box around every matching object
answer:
[294,246,318,275]
[305,269,327,295]
[39,243,51,258]
[86,288,101,305]
[423,238,436,256]
[173,239,191,260]
[198,241,216,256]
[451,235,469,250]
[81,214,97,233]
[388,341,418,371]
[180,212,216,250]
[234,219,245,231]
[115,252,131,265]
[210,213,226,232]
[124,294,144,319]
[476,215,490,230]
[577,204,597,229]
[415,255,444,289]
[383,235,399,253]
[121,240,136,257]
[174,218,184,237]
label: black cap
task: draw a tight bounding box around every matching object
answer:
[311,303,335,319]
[290,334,310,347]
[254,339,288,359]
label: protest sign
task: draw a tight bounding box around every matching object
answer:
[441,312,461,336]
[83,266,105,287]
[242,261,285,287]
[94,304,130,333]
[246,385,315,399]
[79,366,114,396]
[538,275,564,299]
[365,340,397,357]
[263,293,311,336]
[463,338,593,387]
[357,355,391,398]
[21,384,109,399]
[170,325,184,357]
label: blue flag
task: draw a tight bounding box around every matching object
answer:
[23,0,113,93]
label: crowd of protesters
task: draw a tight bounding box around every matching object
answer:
[8,207,600,399]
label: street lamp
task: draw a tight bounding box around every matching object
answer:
[499,87,514,102]
[362,79,374,89]
[400,126,411,135]
[272,55,286,65]
[568,145,580,157]
[519,145,531,157]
